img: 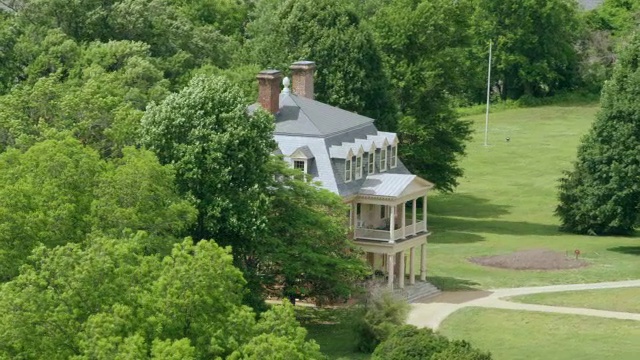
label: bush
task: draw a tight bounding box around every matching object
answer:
[351,289,410,353]
[372,325,492,360]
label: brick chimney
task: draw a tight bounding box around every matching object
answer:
[290,61,316,99]
[257,70,282,114]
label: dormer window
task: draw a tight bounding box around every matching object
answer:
[380,147,387,172]
[390,145,397,168]
[293,159,306,172]
[368,152,375,174]
[345,158,352,182]
[356,155,363,179]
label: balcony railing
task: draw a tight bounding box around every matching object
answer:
[354,221,427,242]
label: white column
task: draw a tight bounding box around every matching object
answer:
[389,205,395,242]
[412,198,417,235]
[401,203,406,238]
[422,194,427,231]
[409,247,415,285]
[420,243,427,281]
[387,253,395,289]
[398,251,405,289]
[349,201,358,239]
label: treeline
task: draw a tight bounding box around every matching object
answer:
[0,0,636,357]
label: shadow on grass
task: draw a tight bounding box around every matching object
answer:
[427,276,481,291]
[431,216,560,237]
[607,246,640,256]
[430,193,511,219]
[429,231,485,244]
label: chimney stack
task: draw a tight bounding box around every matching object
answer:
[290,61,316,99]
[257,70,283,114]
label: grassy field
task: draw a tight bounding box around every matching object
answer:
[439,307,640,360]
[424,103,640,291]
[298,307,371,360]
[511,287,640,313]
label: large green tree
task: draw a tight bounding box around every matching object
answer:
[556,33,640,235]
[472,0,583,99]
[0,235,323,359]
[0,137,102,280]
[244,0,397,130]
[140,75,367,308]
[367,0,473,191]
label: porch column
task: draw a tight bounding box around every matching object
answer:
[389,205,395,243]
[420,243,427,281]
[398,251,405,289]
[387,253,395,289]
[401,203,406,238]
[412,198,417,235]
[422,194,427,231]
[409,247,415,285]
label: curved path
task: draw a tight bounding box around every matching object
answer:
[407,279,640,330]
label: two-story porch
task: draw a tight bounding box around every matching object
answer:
[347,173,433,290]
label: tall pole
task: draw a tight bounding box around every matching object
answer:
[484,40,492,147]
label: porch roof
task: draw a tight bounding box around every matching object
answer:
[359,174,433,198]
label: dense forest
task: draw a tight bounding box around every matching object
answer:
[0,0,637,358]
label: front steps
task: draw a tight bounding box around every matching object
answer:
[396,280,441,303]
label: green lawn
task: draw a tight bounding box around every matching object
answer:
[511,287,640,313]
[439,307,640,360]
[424,103,640,290]
[298,307,370,360]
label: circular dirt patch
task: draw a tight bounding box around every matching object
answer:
[469,249,589,270]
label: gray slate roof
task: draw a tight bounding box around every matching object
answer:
[274,94,374,137]
[263,91,428,197]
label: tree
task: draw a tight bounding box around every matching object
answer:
[556,33,640,235]
[261,160,369,306]
[367,0,473,191]
[140,74,275,243]
[244,0,397,131]
[472,0,583,99]
[0,236,321,359]
[0,137,102,280]
[90,147,196,249]
[371,325,492,360]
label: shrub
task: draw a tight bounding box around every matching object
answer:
[372,325,492,360]
[351,289,410,353]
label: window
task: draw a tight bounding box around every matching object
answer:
[345,158,352,182]
[380,205,386,219]
[293,160,306,172]
[355,155,363,179]
[380,147,387,172]
[390,145,397,168]
[368,152,375,174]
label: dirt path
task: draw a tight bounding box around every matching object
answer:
[407,279,640,329]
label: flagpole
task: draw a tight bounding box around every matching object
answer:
[484,39,492,147]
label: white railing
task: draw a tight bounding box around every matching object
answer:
[354,221,428,242]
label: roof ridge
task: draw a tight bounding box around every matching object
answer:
[289,94,322,135]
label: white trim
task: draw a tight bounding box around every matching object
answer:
[356,155,363,179]
[345,158,352,182]
[368,152,375,174]
[380,147,387,172]
[292,159,307,173]
[390,145,397,168]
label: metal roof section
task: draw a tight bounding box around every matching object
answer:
[360,174,417,197]
[366,134,390,148]
[274,94,375,137]
[329,142,364,159]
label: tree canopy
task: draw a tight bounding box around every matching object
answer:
[0,236,323,359]
[556,33,640,235]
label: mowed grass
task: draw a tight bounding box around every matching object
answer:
[439,307,640,360]
[425,103,640,290]
[511,287,640,313]
[298,307,370,360]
